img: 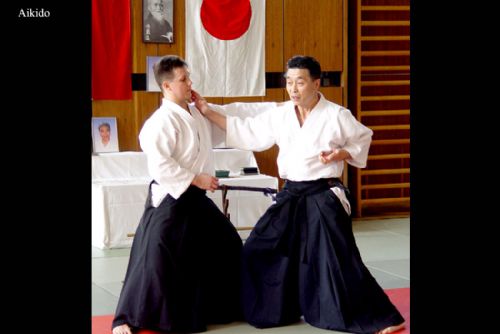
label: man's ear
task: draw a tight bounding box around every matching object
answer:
[314,78,321,89]
[161,80,170,92]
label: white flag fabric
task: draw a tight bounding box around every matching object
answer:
[186,0,265,97]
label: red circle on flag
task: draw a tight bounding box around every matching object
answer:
[200,0,252,40]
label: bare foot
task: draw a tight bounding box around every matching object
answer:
[375,322,405,334]
[112,324,132,334]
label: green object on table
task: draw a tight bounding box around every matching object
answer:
[215,170,230,178]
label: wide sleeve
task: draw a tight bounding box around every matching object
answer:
[138,119,195,199]
[208,102,278,148]
[338,108,373,168]
[213,102,278,118]
[225,104,278,151]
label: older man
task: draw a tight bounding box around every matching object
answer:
[193,55,405,334]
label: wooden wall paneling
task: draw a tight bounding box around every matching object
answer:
[221,97,264,104]
[320,87,343,106]
[283,0,343,72]
[266,0,284,72]
[205,97,224,105]
[262,88,285,103]
[133,91,162,148]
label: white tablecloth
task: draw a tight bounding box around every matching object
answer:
[92,151,150,180]
[92,175,277,249]
[92,179,151,249]
[92,150,275,249]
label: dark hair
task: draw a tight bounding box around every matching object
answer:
[153,55,188,90]
[286,55,321,80]
[98,122,111,131]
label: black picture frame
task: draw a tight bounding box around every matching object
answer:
[143,0,174,43]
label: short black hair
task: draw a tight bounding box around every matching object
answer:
[286,55,322,80]
[153,55,188,90]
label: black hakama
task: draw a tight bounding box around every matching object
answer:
[112,183,243,333]
[241,178,404,334]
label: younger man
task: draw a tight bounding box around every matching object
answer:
[112,55,242,334]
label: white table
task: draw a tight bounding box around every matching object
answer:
[92,151,276,249]
[92,149,258,180]
[92,151,150,181]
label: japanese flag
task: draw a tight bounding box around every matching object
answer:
[186,0,265,97]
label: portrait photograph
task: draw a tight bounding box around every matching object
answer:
[143,0,174,43]
[146,56,162,92]
[92,117,119,153]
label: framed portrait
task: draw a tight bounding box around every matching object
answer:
[92,117,119,154]
[143,0,174,43]
[146,56,162,92]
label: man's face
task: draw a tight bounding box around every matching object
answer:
[149,0,164,21]
[99,126,110,142]
[285,68,320,108]
[166,66,193,103]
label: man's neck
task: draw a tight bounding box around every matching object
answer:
[296,92,320,118]
[165,96,190,114]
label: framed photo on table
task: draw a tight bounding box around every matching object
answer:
[143,0,174,43]
[92,117,119,154]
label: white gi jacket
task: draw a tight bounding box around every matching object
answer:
[139,99,214,207]
[221,93,373,182]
